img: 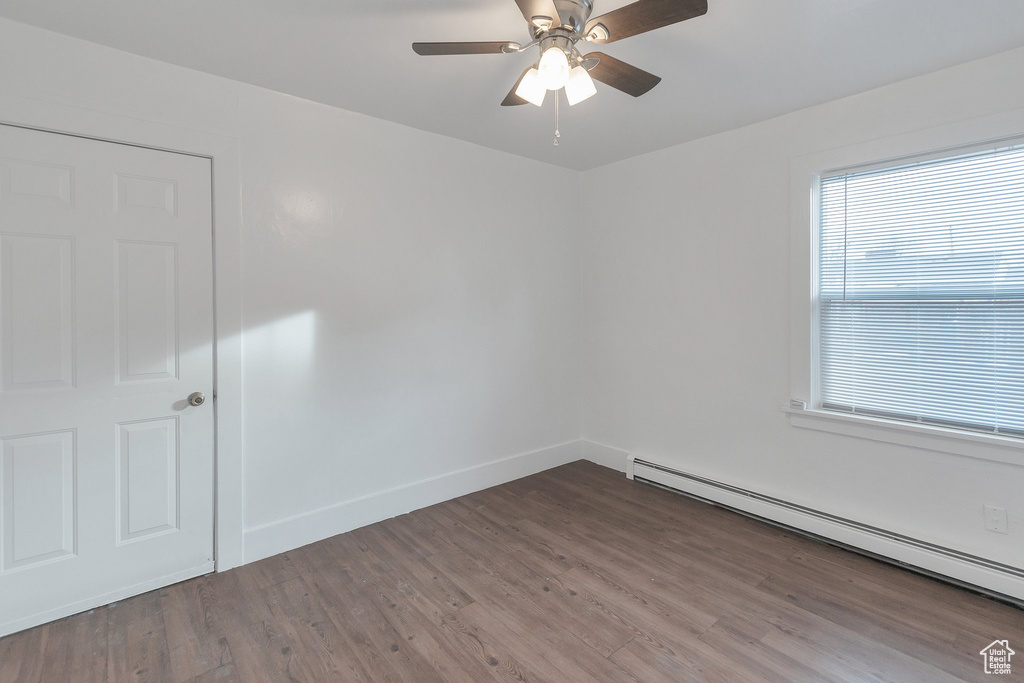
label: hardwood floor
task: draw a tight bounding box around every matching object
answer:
[1,460,1021,682]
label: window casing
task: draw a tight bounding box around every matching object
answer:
[816,143,1024,437]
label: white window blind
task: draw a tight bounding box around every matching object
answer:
[818,144,1024,437]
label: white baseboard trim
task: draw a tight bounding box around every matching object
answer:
[0,561,213,638]
[631,457,1024,602]
[242,440,585,564]
[581,440,631,473]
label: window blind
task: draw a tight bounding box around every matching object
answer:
[818,144,1024,436]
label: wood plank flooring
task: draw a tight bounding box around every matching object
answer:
[1,460,1021,682]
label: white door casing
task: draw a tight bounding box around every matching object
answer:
[0,124,215,636]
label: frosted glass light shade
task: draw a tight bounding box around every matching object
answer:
[538,46,571,90]
[515,68,546,106]
[565,66,597,105]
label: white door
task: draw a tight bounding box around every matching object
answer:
[0,125,215,636]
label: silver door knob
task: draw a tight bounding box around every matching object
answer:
[187,392,206,407]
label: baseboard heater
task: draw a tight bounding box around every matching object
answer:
[629,457,1024,607]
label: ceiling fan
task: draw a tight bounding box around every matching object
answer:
[412,0,707,108]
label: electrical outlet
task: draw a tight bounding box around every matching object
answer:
[984,505,1008,534]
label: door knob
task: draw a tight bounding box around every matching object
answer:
[187,392,206,407]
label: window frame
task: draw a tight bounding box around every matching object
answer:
[787,116,1024,463]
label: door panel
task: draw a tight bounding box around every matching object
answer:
[117,417,179,543]
[117,240,178,383]
[0,234,75,392]
[0,158,74,208]
[0,125,214,636]
[1,430,76,571]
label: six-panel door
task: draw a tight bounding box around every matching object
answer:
[0,125,215,636]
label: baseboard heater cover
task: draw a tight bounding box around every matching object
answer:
[628,457,1024,606]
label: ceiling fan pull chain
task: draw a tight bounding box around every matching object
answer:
[553,93,561,147]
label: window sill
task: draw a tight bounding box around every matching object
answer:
[785,407,1024,466]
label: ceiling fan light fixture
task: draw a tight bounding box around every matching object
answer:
[565,65,597,105]
[515,68,547,106]
[538,46,571,90]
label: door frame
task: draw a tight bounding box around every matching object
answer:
[0,92,245,571]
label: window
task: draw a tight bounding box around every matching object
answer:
[817,144,1024,437]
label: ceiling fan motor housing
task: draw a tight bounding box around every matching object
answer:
[549,0,594,34]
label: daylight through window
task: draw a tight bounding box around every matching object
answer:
[817,143,1024,436]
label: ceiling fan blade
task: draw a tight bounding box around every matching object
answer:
[514,0,563,30]
[501,68,532,106]
[585,0,707,43]
[412,42,517,56]
[585,53,662,97]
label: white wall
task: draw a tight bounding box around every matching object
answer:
[581,47,1024,569]
[0,18,583,563]
[236,88,583,544]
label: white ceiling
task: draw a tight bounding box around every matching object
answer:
[3,0,1024,170]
